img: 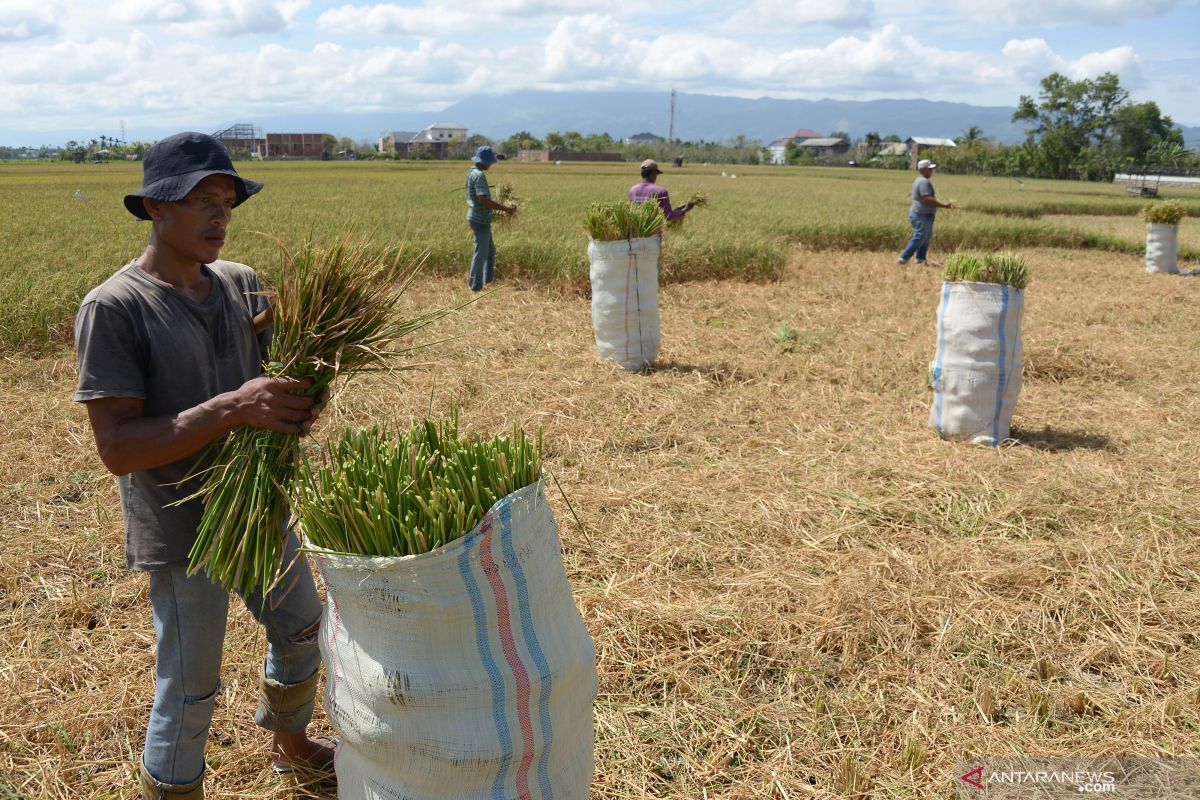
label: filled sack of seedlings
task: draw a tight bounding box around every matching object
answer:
[1145,223,1179,274]
[588,235,661,371]
[310,482,597,800]
[929,281,1024,447]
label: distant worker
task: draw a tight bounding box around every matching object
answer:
[898,159,953,265]
[465,145,516,292]
[629,159,694,222]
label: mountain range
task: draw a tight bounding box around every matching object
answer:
[245,91,1036,146]
[3,90,1197,149]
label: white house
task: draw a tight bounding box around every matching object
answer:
[379,123,469,155]
[766,128,826,164]
[416,122,468,143]
[905,136,956,168]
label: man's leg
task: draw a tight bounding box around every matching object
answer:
[468,221,489,291]
[143,569,230,794]
[916,215,934,263]
[240,529,330,769]
[899,212,924,263]
[483,223,496,285]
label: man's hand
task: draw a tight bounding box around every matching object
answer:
[231,376,318,435]
[302,389,331,436]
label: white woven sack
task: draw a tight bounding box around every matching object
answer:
[929,281,1024,447]
[588,235,661,370]
[310,482,597,800]
[1145,223,1179,274]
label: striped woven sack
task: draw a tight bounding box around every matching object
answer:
[588,235,661,371]
[929,281,1024,447]
[311,481,597,800]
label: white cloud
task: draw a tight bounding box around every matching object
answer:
[1002,38,1142,85]
[944,0,1180,25]
[317,3,473,36]
[0,2,59,41]
[728,0,875,30]
[113,0,307,36]
[317,0,606,35]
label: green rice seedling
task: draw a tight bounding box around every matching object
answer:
[944,250,1029,289]
[296,415,543,557]
[584,201,665,241]
[181,235,450,595]
[1142,200,1187,226]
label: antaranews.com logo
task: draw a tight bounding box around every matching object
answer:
[955,757,1200,798]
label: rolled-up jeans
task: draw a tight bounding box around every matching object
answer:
[468,220,496,291]
[142,529,322,785]
[900,211,935,262]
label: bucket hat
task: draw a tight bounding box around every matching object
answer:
[124,132,264,220]
[472,146,497,165]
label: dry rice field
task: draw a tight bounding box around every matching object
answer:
[3,244,1200,798]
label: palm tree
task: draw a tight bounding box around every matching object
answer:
[960,125,985,144]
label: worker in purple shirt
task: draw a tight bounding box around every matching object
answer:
[628,159,694,221]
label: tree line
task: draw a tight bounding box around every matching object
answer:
[924,72,1194,180]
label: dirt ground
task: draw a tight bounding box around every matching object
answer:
[4,246,1200,798]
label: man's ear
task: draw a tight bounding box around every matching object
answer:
[142,198,164,222]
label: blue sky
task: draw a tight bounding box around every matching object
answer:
[0,0,1196,145]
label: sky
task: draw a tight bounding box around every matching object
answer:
[0,0,1197,145]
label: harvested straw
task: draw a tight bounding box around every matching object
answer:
[944,250,1029,289]
[493,181,523,226]
[1142,200,1186,226]
[667,192,708,230]
[584,201,665,241]
[297,416,542,557]
[181,235,448,595]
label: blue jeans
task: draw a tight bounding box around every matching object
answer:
[142,530,322,784]
[900,211,935,262]
[469,221,495,291]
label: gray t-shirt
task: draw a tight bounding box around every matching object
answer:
[74,260,270,570]
[910,175,937,216]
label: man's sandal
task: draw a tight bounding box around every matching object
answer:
[270,734,338,776]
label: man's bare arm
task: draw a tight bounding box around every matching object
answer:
[85,376,316,476]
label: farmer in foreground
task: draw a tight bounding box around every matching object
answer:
[73,132,334,799]
[465,145,516,291]
[629,158,695,222]
[898,158,953,265]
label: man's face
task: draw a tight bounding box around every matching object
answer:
[146,174,237,266]
[919,166,934,178]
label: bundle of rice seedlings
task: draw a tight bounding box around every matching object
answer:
[1142,200,1186,226]
[584,201,665,241]
[493,181,523,227]
[182,235,449,595]
[944,250,1029,289]
[297,416,542,557]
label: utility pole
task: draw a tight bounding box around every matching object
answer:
[120,119,126,145]
[668,88,676,142]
